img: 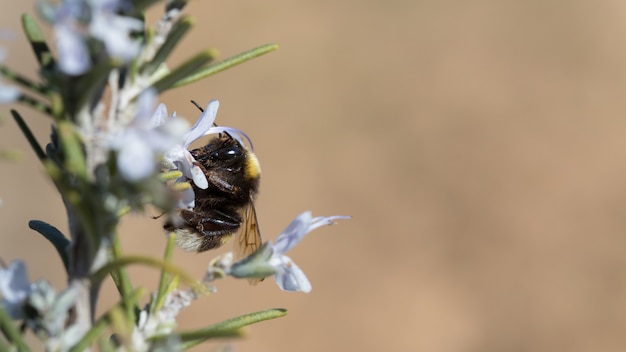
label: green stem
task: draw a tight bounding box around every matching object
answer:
[0,306,31,352]
[0,338,9,352]
[108,233,135,323]
[150,232,176,314]
[91,255,201,292]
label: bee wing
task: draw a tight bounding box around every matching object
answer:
[235,200,264,285]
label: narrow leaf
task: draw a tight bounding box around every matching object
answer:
[0,65,49,96]
[57,121,87,179]
[152,308,287,348]
[108,232,136,325]
[21,14,54,69]
[151,232,177,314]
[173,44,279,88]
[152,49,218,93]
[28,220,70,272]
[0,306,31,352]
[91,255,202,292]
[17,94,53,115]
[0,336,9,352]
[11,110,47,161]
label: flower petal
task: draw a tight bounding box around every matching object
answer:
[117,137,155,181]
[55,23,90,75]
[273,255,312,293]
[0,261,31,302]
[150,103,169,127]
[183,100,219,147]
[0,85,19,103]
[274,211,313,254]
[0,260,33,318]
[190,165,208,189]
[205,126,255,151]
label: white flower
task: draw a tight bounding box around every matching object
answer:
[109,91,188,181]
[0,260,35,319]
[163,100,254,197]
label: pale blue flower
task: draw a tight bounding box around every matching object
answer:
[110,91,188,181]
[269,212,350,292]
[50,1,91,75]
[0,260,34,319]
[48,0,142,75]
[230,212,350,292]
[88,0,143,61]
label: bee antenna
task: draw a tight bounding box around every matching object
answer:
[190,100,204,112]
[190,100,234,140]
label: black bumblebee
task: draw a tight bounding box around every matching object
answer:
[165,129,262,260]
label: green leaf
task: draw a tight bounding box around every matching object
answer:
[172,43,279,88]
[16,94,53,115]
[0,336,9,352]
[0,65,49,96]
[132,0,188,14]
[153,49,218,93]
[150,232,177,314]
[57,121,87,179]
[142,16,195,74]
[91,255,202,292]
[108,232,136,325]
[133,0,189,16]
[165,0,189,13]
[28,220,70,273]
[11,110,47,161]
[0,306,31,352]
[151,308,288,349]
[21,14,54,70]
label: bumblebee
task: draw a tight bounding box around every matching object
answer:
[165,130,262,260]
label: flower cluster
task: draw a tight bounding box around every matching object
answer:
[43,0,143,75]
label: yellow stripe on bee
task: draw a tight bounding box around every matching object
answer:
[245,152,261,179]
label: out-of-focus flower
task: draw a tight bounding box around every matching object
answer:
[0,260,35,319]
[230,212,350,293]
[88,0,143,62]
[47,0,143,75]
[0,48,20,103]
[109,91,188,181]
[52,1,91,75]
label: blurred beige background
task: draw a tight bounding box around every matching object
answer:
[3,0,626,351]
